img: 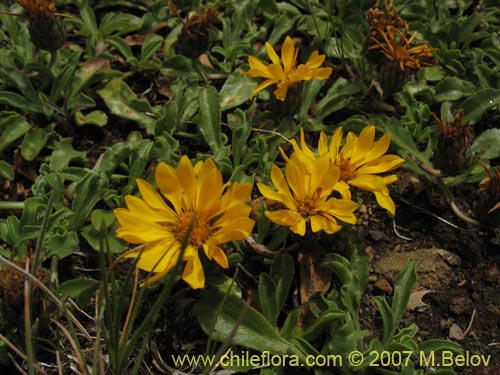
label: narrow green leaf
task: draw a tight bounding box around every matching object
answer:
[194,290,305,358]
[461,88,500,124]
[472,128,500,159]
[97,78,155,132]
[434,78,475,102]
[21,128,50,161]
[197,85,227,152]
[0,114,31,154]
[0,161,14,180]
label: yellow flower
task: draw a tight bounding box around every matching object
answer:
[322,126,404,215]
[243,36,332,101]
[257,151,357,236]
[287,127,404,215]
[114,156,255,289]
[370,25,434,70]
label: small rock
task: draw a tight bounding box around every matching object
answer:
[369,230,386,241]
[374,278,393,293]
[448,323,465,341]
[483,265,499,284]
[449,297,473,316]
[373,248,455,289]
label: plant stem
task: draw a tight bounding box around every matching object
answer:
[0,201,24,210]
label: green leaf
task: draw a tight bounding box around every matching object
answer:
[472,128,500,159]
[461,88,500,124]
[194,290,305,359]
[46,230,78,259]
[434,78,476,102]
[197,85,227,152]
[58,278,100,308]
[97,78,155,133]
[313,78,362,120]
[374,259,419,345]
[219,74,256,111]
[0,160,14,180]
[70,172,109,230]
[21,128,50,161]
[0,113,31,154]
[49,138,86,171]
[74,110,108,126]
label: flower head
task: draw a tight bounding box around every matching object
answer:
[370,25,434,71]
[243,36,332,101]
[257,150,357,236]
[114,156,255,289]
[7,0,70,51]
[288,126,404,215]
[367,0,404,35]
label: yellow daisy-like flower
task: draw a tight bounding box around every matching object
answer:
[288,126,404,215]
[322,126,404,215]
[257,151,357,236]
[114,156,255,289]
[370,25,434,71]
[243,36,332,101]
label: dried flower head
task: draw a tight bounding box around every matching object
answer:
[0,255,49,311]
[243,36,332,101]
[370,25,435,71]
[168,1,219,58]
[1,0,70,51]
[114,156,255,289]
[432,109,473,175]
[367,0,404,35]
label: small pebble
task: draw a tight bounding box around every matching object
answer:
[483,265,499,284]
[448,323,465,341]
[374,278,393,294]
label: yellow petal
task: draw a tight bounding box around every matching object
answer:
[177,156,196,203]
[329,127,343,162]
[374,190,396,215]
[182,255,205,289]
[155,162,182,213]
[310,67,332,80]
[304,50,325,69]
[250,79,278,98]
[273,81,290,101]
[137,179,176,218]
[265,42,281,65]
[309,214,342,234]
[281,36,297,74]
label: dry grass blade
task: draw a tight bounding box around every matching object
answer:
[51,319,89,375]
[0,334,49,375]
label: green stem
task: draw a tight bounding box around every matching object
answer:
[0,201,24,210]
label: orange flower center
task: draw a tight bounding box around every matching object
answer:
[297,197,316,217]
[339,158,357,181]
[175,211,211,246]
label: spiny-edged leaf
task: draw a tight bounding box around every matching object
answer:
[197,85,227,152]
[194,289,305,359]
[0,113,31,154]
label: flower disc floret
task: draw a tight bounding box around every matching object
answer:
[114,156,255,289]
